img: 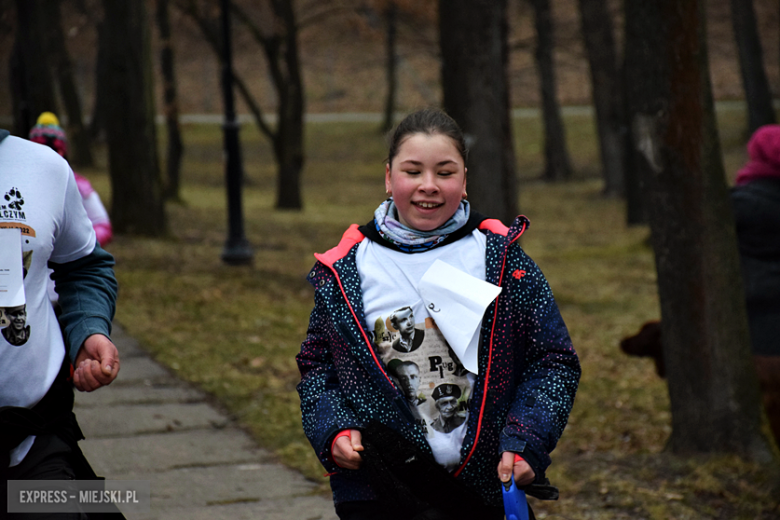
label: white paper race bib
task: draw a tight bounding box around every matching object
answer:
[418,259,502,374]
[0,227,26,308]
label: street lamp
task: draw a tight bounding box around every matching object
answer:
[219,0,253,265]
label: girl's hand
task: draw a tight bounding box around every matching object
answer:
[332,429,364,469]
[498,451,535,486]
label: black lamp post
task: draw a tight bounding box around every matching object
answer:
[219,0,253,265]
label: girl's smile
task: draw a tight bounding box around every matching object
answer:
[385,133,467,232]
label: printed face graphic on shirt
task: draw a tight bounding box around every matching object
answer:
[436,395,459,419]
[388,306,425,353]
[429,383,466,433]
[396,362,421,399]
[7,306,26,330]
[1,304,30,346]
[390,306,424,353]
[392,307,415,337]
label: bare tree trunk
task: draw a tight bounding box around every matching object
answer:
[270,0,305,210]
[156,0,184,201]
[530,0,572,182]
[90,18,108,142]
[440,0,518,225]
[623,2,649,225]
[42,0,93,167]
[101,0,167,236]
[10,0,57,138]
[626,0,774,461]
[578,0,623,196]
[730,0,775,135]
[381,1,397,133]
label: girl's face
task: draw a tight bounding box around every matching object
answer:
[385,133,467,232]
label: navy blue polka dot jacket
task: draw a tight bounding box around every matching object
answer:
[296,216,580,508]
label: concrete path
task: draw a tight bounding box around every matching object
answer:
[74,323,338,520]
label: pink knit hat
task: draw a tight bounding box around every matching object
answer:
[28,112,68,158]
[735,124,780,186]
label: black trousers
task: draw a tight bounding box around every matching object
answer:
[3,433,84,520]
[1,354,125,520]
[335,500,516,520]
[3,433,127,520]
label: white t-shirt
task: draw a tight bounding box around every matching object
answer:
[0,136,96,464]
[356,230,486,471]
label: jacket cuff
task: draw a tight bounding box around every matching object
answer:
[499,429,544,481]
[329,430,355,468]
[67,316,112,363]
[331,430,353,453]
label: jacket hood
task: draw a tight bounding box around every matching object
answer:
[315,214,530,268]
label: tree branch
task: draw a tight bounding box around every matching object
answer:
[231,2,287,94]
[175,0,276,142]
[233,72,276,142]
[230,1,271,45]
[297,4,356,30]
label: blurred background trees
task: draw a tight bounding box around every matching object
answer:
[6,0,774,216]
[101,0,168,236]
[729,0,775,135]
[577,0,622,197]
[623,0,774,461]
[176,0,305,210]
[9,1,57,141]
[529,0,573,183]
[10,0,92,166]
[156,0,184,202]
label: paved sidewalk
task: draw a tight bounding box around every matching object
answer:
[74,323,338,520]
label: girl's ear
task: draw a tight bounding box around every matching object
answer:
[462,168,468,198]
[385,164,392,195]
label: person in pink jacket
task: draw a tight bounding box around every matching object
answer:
[29,112,113,247]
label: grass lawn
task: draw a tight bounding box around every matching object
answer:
[81,109,779,519]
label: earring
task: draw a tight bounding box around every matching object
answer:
[462,192,468,200]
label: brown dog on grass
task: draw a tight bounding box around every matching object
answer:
[620,320,780,446]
